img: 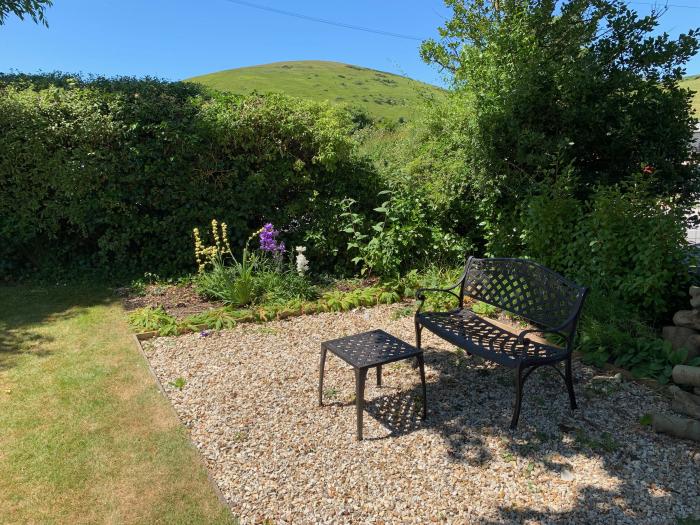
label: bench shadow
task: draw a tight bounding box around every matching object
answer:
[0,285,114,371]
[363,346,700,523]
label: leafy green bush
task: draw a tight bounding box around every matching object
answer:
[519,174,694,379]
[340,182,471,276]
[522,176,690,322]
[579,292,700,383]
[254,269,319,305]
[195,257,260,307]
[194,260,234,301]
[419,0,699,254]
[0,74,379,278]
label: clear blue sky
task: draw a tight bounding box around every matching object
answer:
[1,0,698,87]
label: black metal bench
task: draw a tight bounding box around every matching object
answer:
[415,256,588,429]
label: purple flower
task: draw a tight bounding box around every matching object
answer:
[259,223,285,253]
[199,330,211,338]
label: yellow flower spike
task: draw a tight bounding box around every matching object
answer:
[212,219,223,252]
[193,227,205,272]
[221,222,233,255]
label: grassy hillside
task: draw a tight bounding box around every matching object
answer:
[187,61,444,121]
[681,74,700,115]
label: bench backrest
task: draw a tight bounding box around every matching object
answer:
[461,257,587,331]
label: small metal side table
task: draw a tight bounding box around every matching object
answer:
[319,329,426,440]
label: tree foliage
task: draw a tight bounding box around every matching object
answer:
[0,0,52,25]
[353,0,699,324]
[418,0,699,254]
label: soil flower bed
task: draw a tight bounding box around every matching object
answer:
[142,304,700,524]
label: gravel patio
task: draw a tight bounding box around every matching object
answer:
[143,304,700,524]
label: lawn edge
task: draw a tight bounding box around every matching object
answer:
[131,334,236,519]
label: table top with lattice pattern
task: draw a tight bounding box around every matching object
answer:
[322,329,422,369]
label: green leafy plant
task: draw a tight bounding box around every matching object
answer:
[523,176,691,323]
[127,306,178,336]
[322,290,358,312]
[181,308,242,331]
[255,267,319,305]
[579,297,700,384]
[169,377,186,390]
[472,301,499,317]
[226,250,257,307]
[194,257,234,300]
[419,0,698,259]
[340,189,469,277]
[323,387,338,400]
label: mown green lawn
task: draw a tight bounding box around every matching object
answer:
[0,286,235,525]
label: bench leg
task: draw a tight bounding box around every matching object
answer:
[318,347,327,407]
[355,367,368,441]
[415,318,422,350]
[510,364,524,430]
[417,353,427,420]
[565,356,577,410]
[413,319,422,369]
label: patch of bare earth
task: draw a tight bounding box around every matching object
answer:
[143,305,700,524]
[121,283,221,320]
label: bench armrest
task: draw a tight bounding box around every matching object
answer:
[415,282,463,314]
[516,328,570,352]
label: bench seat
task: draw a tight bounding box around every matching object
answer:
[416,309,568,367]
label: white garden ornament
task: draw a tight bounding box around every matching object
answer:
[295,246,309,275]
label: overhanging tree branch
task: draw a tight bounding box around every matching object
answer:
[0,0,53,26]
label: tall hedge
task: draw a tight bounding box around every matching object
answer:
[0,74,379,278]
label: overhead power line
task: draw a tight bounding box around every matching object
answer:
[219,0,426,41]
[627,1,700,8]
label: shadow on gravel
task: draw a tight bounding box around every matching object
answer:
[364,345,700,524]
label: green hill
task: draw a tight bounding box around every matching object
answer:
[186,60,444,121]
[681,74,700,115]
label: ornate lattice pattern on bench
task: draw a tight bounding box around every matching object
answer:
[462,257,584,330]
[415,256,588,430]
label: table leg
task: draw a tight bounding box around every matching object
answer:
[417,353,427,420]
[376,365,382,387]
[355,367,368,440]
[318,346,327,407]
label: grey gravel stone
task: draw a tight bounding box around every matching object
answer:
[560,469,574,481]
[143,304,700,525]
